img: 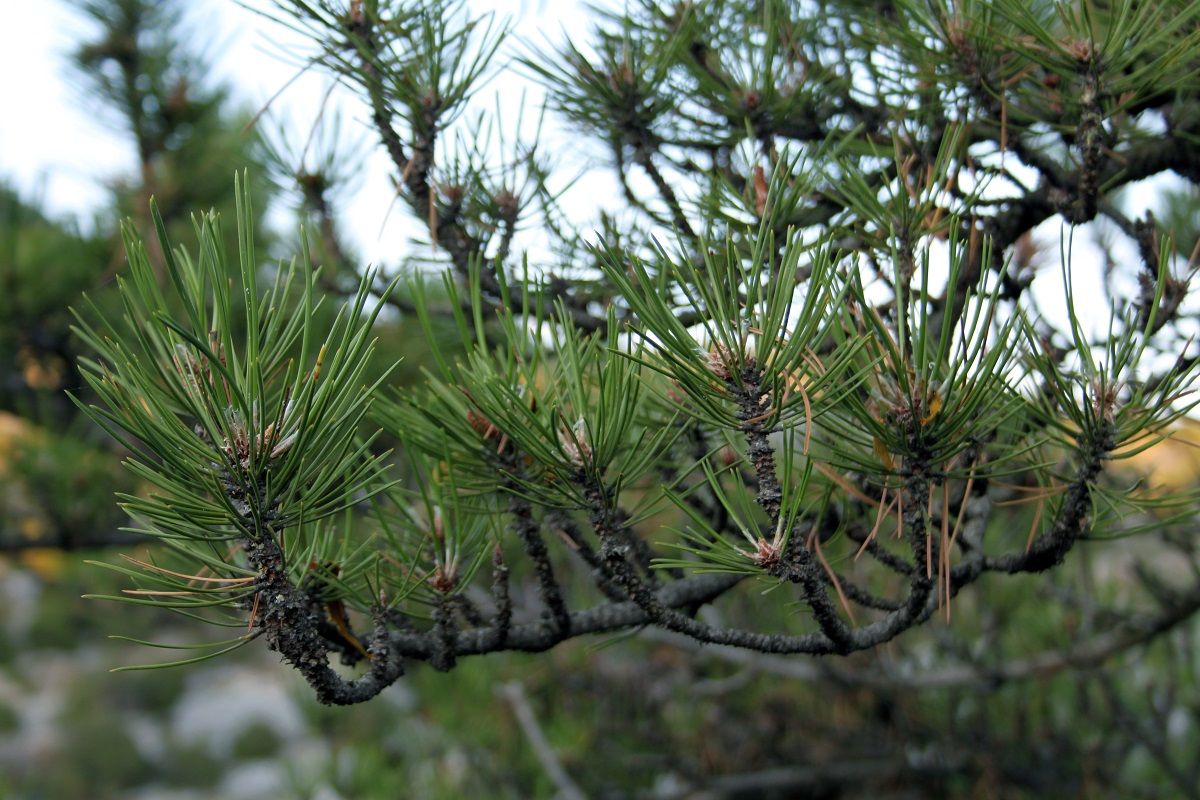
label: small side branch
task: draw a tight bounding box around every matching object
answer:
[503,471,572,638]
[986,422,1116,575]
[431,595,459,672]
[633,146,698,242]
[491,544,512,649]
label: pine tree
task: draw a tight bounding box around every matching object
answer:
[71,0,272,259]
[74,6,1200,787]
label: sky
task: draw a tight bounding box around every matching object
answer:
[0,0,610,266]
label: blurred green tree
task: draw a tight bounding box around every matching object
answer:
[71,0,272,260]
[0,0,271,552]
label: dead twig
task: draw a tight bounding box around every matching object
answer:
[498,681,589,800]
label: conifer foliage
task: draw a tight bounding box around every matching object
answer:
[77,0,1200,708]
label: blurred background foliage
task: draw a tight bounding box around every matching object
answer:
[0,0,1199,798]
